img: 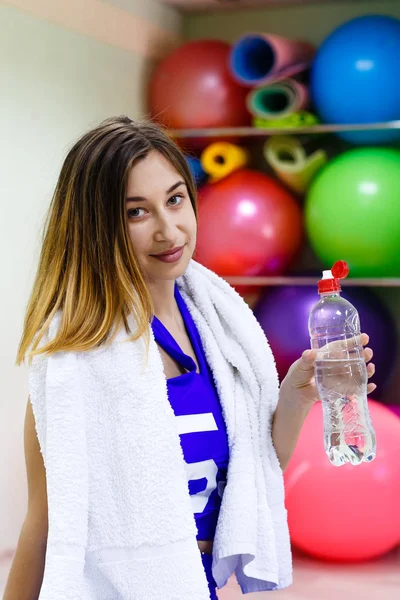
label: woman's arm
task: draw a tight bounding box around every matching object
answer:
[271,384,312,473]
[3,400,48,600]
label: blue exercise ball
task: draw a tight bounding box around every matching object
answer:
[311,15,400,144]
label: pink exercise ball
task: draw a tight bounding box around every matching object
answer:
[195,169,302,278]
[284,400,400,562]
[149,40,250,131]
[388,405,400,418]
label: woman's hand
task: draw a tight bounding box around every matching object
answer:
[279,333,377,408]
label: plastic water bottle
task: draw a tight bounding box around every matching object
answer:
[308,261,376,466]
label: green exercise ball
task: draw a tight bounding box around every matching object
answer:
[305,147,400,277]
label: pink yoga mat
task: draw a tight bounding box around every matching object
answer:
[230,33,315,87]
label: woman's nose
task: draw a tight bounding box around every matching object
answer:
[153,213,177,242]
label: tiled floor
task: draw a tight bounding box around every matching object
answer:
[1,547,399,599]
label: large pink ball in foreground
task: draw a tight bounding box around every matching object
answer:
[284,400,400,562]
[195,169,302,277]
[149,40,250,130]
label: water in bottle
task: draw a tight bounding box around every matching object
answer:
[308,261,376,466]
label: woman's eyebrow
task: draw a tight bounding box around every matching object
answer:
[166,180,186,195]
[126,180,186,203]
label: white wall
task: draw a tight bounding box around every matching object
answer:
[0,0,182,579]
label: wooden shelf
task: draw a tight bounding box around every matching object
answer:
[171,120,400,139]
[224,276,400,287]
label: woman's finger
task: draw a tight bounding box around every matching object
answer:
[321,333,369,355]
[297,349,317,372]
[345,333,369,349]
[363,347,373,363]
[367,382,377,394]
[285,350,317,389]
[367,362,375,378]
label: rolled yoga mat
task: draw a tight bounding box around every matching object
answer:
[247,78,309,120]
[253,111,320,129]
[230,33,315,87]
[264,135,327,194]
[200,142,249,182]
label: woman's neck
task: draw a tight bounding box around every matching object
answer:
[148,279,179,322]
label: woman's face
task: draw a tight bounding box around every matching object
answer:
[125,150,197,284]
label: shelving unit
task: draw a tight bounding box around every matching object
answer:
[171,120,400,139]
[172,120,400,289]
[224,276,400,287]
[161,0,400,413]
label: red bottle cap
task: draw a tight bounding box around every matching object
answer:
[318,260,349,294]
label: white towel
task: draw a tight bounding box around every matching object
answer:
[29,260,292,599]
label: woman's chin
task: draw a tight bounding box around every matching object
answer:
[145,249,192,281]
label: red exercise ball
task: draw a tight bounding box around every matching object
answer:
[284,400,400,562]
[149,40,250,130]
[195,169,302,277]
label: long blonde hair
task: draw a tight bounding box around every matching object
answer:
[17,116,197,364]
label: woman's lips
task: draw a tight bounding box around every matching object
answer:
[151,246,184,263]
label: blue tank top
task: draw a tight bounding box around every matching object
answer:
[151,285,229,541]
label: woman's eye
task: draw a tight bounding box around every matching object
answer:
[127,207,146,219]
[168,194,184,206]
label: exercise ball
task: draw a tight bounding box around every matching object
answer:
[305,148,400,277]
[253,286,397,396]
[311,15,400,144]
[149,40,250,131]
[284,400,400,562]
[388,405,400,418]
[195,169,302,277]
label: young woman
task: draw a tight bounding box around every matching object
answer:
[5,117,376,600]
